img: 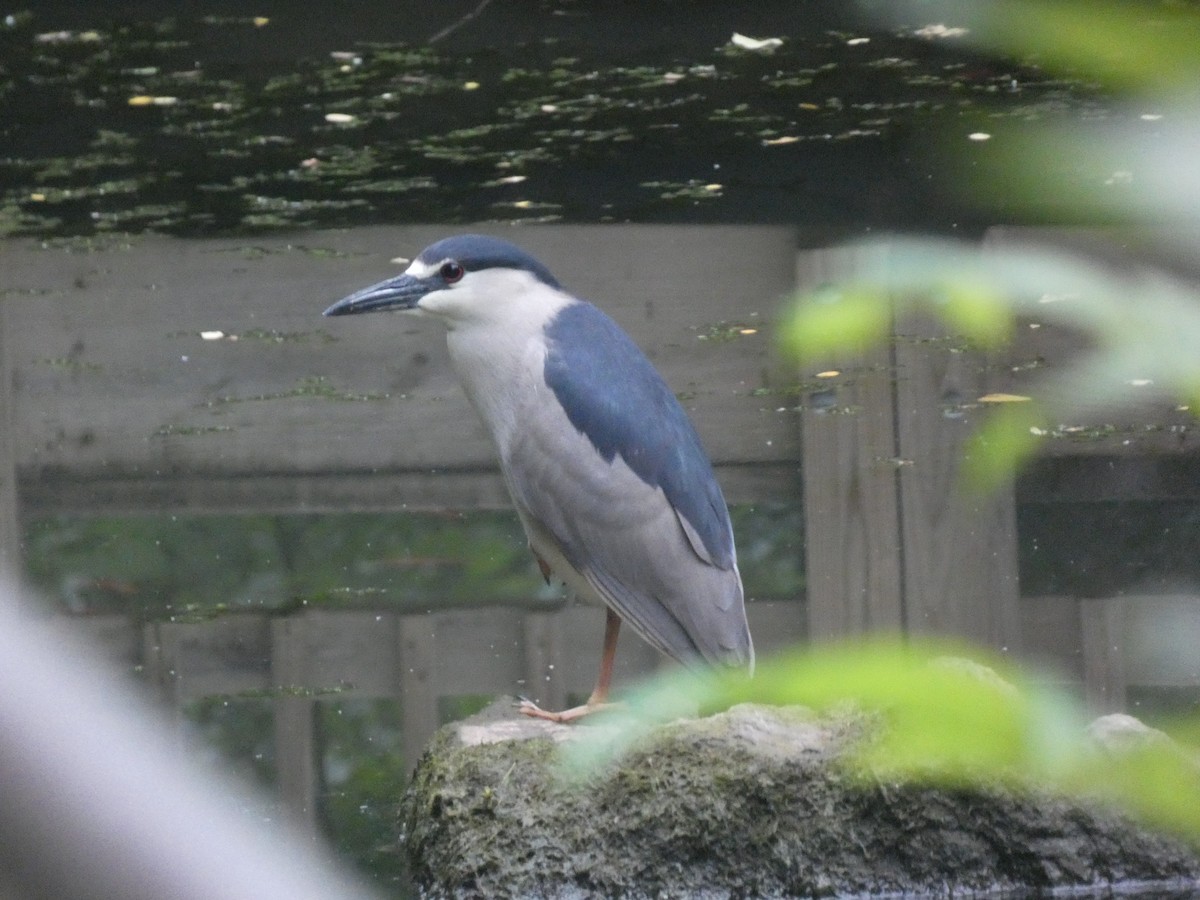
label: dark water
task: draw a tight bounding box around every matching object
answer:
[0,1,1109,239]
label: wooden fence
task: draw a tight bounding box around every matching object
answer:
[2,224,1196,830]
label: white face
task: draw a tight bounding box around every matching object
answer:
[408,257,573,329]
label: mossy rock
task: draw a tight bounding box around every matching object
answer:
[400,701,1200,899]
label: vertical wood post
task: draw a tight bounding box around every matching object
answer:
[893,316,1021,650]
[522,610,568,712]
[0,299,20,581]
[797,245,1021,652]
[397,614,439,770]
[271,616,322,836]
[1080,596,1127,712]
[797,245,904,639]
[800,343,906,637]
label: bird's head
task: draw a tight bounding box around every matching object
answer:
[323,234,566,327]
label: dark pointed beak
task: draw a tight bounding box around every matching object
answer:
[323,273,430,317]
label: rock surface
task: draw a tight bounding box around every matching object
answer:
[400,700,1200,899]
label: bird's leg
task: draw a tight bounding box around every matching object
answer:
[531,547,553,585]
[587,607,621,706]
[519,608,621,723]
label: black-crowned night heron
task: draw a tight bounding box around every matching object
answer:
[324,235,754,721]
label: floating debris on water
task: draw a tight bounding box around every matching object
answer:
[729,32,784,53]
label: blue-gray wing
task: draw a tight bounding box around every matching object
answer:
[500,303,753,669]
[543,302,735,570]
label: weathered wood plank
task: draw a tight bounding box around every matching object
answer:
[1018,595,1083,684]
[397,613,440,767]
[147,614,273,702]
[521,610,568,711]
[983,227,1200,457]
[74,595,1199,701]
[53,613,142,672]
[1019,593,1200,710]
[271,616,321,833]
[17,461,796,519]
[1122,594,1200,689]
[796,244,904,639]
[893,315,1021,650]
[795,242,1023,650]
[0,298,18,579]
[1080,596,1127,712]
[291,608,400,695]
[1,226,801,513]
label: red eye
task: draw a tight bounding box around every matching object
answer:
[440,260,464,283]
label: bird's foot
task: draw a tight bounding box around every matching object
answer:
[516,696,614,724]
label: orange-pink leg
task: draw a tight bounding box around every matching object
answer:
[519,608,621,723]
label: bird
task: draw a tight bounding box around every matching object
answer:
[323,234,753,721]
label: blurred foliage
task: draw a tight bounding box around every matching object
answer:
[783,236,1200,489]
[972,0,1200,95]
[566,639,1200,842]
[782,0,1200,489]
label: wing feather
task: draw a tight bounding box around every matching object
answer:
[502,370,753,670]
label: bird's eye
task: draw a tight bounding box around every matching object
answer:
[440,261,464,283]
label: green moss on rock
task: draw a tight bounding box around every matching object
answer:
[400,702,1200,898]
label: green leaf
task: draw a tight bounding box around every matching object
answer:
[780,284,892,360]
[933,278,1014,348]
[976,0,1200,94]
[960,401,1047,493]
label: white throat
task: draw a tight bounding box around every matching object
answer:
[419,267,575,454]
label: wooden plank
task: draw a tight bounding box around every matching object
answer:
[747,599,808,659]
[893,315,1021,650]
[795,243,1022,649]
[428,607,527,694]
[0,297,18,579]
[1079,596,1127,712]
[983,227,1200,457]
[1020,594,1200,709]
[125,600,799,710]
[18,460,801,517]
[2,226,801,518]
[1017,595,1083,683]
[22,469,510,517]
[397,613,439,767]
[271,616,321,834]
[50,614,141,673]
[521,610,568,711]
[1122,594,1200,688]
[150,615,273,702]
[294,608,400,696]
[795,244,904,639]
